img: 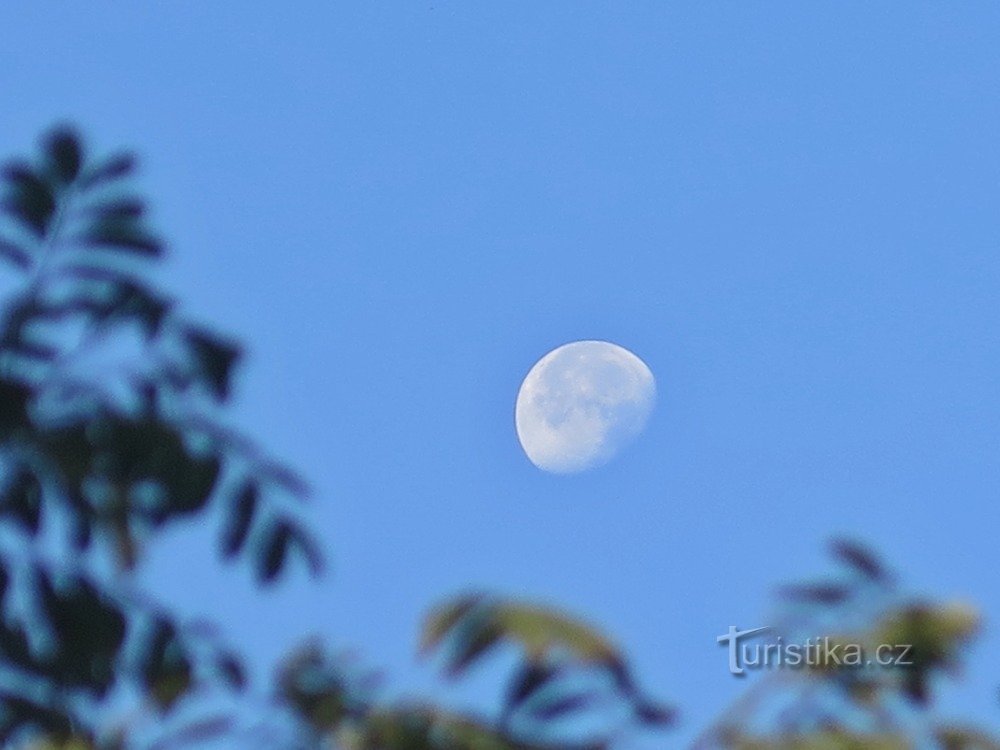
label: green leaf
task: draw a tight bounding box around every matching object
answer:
[423,596,621,675]
[362,708,521,750]
[935,725,1000,750]
[276,641,359,732]
[419,594,670,731]
[420,593,487,654]
[142,618,193,711]
[154,655,193,712]
[490,602,620,663]
[445,616,504,676]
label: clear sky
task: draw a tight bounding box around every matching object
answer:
[2,3,999,744]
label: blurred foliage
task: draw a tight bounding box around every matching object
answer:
[0,127,670,750]
[694,540,999,749]
[0,127,996,749]
[275,600,673,750]
[0,127,319,747]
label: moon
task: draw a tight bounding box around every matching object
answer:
[515,340,656,473]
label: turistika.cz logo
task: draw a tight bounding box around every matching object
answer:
[717,626,914,676]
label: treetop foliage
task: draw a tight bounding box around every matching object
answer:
[0,127,995,749]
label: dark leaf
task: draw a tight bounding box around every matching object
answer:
[148,715,235,750]
[529,692,601,721]
[504,662,562,716]
[71,513,93,551]
[0,378,31,437]
[831,538,891,584]
[112,516,138,572]
[217,652,247,691]
[80,217,162,256]
[445,616,504,677]
[420,593,487,655]
[606,658,638,697]
[221,481,258,559]
[79,152,135,189]
[55,266,172,335]
[2,163,56,236]
[45,127,83,183]
[183,327,242,400]
[164,451,220,516]
[142,619,176,685]
[112,279,172,336]
[291,526,324,576]
[88,197,146,220]
[258,521,291,584]
[903,671,929,705]
[261,461,310,498]
[0,239,31,269]
[779,583,851,605]
[633,700,676,726]
[37,572,127,693]
[0,619,34,673]
[0,693,74,742]
[154,654,193,712]
[142,617,193,711]
[0,469,43,535]
[5,338,59,361]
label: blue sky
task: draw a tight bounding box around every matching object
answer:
[2,2,999,744]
